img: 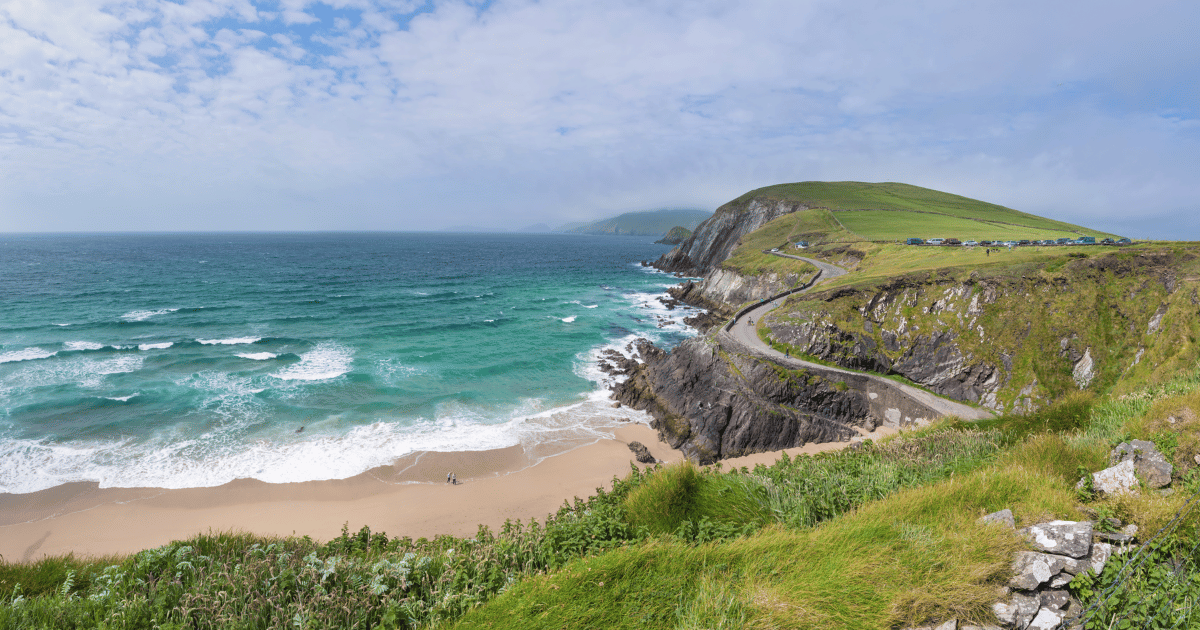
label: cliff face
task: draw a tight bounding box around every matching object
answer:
[612,339,868,463]
[765,251,1200,412]
[654,198,809,276]
[691,267,811,309]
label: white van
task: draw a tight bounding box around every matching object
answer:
[927,238,945,245]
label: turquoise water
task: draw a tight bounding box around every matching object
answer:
[0,233,697,493]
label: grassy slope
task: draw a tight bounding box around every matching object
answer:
[6,375,1200,629]
[727,181,1121,242]
[457,376,1200,629]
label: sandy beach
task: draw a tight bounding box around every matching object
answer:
[0,422,895,563]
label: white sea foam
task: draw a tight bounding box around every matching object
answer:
[375,358,420,384]
[0,380,659,493]
[0,354,144,393]
[561,316,577,323]
[121,308,178,322]
[271,342,352,381]
[138,342,173,351]
[0,347,57,364]
[198,337,262,345]
[237,352,278,361]
[105,393,139,402]
[64,341,104,351]
[584,304,599,309]
[623,290,704,334]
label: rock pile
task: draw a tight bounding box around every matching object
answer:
[904,515,1123,630]
[1077,440,1173,497]
[990,518,1116,630]
[907,440,1176,630]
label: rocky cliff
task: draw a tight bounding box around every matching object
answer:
[668,267,816,319]
[609,339,868,463]
[654,198,810,276]
[763,249,1200,412]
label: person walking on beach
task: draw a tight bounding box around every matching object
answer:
[447,472,452,483]
[451,473,457,485]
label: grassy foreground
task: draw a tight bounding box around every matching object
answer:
[4,366,1200,628]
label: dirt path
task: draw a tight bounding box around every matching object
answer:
[720,253,994,421]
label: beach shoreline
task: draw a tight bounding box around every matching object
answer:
[0,423,680,562]
[0,421,896,563]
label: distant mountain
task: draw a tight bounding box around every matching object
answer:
[555,208,712,237]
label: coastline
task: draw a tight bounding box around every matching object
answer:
[0,422,897,562]
[0,423,681,562]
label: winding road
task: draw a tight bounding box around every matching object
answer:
[718,252,994,421]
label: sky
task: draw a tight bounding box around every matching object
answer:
[1,0,1197,237]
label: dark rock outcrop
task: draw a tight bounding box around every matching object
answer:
[655,198,810,276]
[771,319,1001,406]
[612,337,867,464]
[627,441,657,464]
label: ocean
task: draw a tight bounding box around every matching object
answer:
[0,232,698,494]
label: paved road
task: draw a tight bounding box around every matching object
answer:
[720,252,994,421]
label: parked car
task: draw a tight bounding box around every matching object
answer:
[1056,238,1072,245]
[1076,236,1096,244]
[945,238,962,246]
[964,240,978,247]
[1016,240,1030,246]
[1101,238,1114,245]
[906,237,924,245]
[927,238,945,245]
[1117,237,1131,245]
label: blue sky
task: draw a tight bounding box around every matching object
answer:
[1,0,1197,237]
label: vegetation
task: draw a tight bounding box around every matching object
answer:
[5,367,1200,627]
[728,181,1120,242]
[753,241,1200,411]
[718,210,835,278]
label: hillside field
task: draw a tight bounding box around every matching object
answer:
[728,181,1122,243]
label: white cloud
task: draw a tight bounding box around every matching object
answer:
[0,0,1196,235]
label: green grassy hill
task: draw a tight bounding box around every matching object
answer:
[730,181,1121,242]
[559,208,712,236]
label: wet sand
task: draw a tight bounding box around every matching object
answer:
[0,424,683,562]
[0,424,895,563]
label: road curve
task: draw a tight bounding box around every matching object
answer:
[719,252,994,421]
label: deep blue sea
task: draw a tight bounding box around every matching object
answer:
[0,233,698,493]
